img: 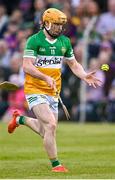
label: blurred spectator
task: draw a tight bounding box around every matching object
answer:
[19,0,32,12]
[0,4,8,38]
[63,10,77,46]
[108,79,115,100]
[19,0,33,21]
[9,52,22,74]
[10,9,23,25]
[71,3,84,27]
[99,40,115,61]
[16,29,26,49]
[4,22,19,52]
[74,41,84,63]
[76,16,90,42]
[71,0,80,9]
[104,62,115,97]
[95,0,107,12]
[98,51,115,96]
[107,79,115,122]
[96,0,115,35]
[0,40,12,67]
[85,0,100,17]
[0,41,11,119]
[2,74,26,122]
[86,58,105,102]
[34,0,46,30]
[72,58,105,122]
[98,50,111,65]
[16,26,32,51]
[18,39,26,54]
[61,87,72,110]
[0,0,20,14]
[100,41,112,54]
[47,0,63,10]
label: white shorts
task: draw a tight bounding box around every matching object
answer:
[25,94,58,114]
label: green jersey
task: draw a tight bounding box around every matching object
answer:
[23,30,74,95]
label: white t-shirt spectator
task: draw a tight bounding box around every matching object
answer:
[96,12,115,34]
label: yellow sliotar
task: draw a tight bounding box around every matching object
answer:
[101,64,109,71]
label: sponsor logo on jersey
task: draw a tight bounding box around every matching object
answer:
[35,56,63,68]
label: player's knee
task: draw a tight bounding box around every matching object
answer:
[51,122,56,131]
[50,122,56,131]
[47,122,57,134]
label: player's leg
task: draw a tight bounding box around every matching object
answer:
[8,103,57,155]
[8,94,68,172]
[32,104,68,172]
[33,104,57,158]
[8,110,44,137]
[23,116,45,137]
[8,94,46,137]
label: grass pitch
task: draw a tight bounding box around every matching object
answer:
[0,122,115,179]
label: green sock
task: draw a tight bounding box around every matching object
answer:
[50,158,61,167]
[18,116,25,125]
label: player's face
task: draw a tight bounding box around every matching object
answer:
[47,23,64,37]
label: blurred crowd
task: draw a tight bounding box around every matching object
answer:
[0,0,115,122]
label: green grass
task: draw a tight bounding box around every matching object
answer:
[0,122,115,179]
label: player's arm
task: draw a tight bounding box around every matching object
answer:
[64,38,102,88]
[66,58,102,88]
[23,36,55,89]
[23,57,46,80]
[23,57,55,89]
[66,59,87,80]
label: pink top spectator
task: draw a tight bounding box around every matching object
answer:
[7,88,26,114]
